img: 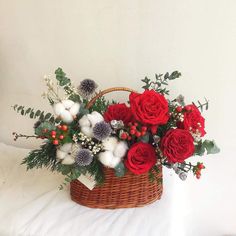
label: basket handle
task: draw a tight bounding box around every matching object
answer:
[86,87,137,109]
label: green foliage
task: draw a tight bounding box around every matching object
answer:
[89,96,111,113]
[192,98,209,112]
[203,140,220,154]
[35,121,56,135]
[55,67,71,86]
[21,142,57,171]
[13,105,57,122]
[139,133,150,143]
[141,71,181,95]
[195,139,220,156]
[86,158,104,185]
[78,103,89,118]
[114,162,126,177]
[55,67,81,102]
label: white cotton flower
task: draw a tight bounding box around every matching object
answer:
[53,99,80,124]
[56,143,81,165]
[98,137,128,168]
[78,111,104,137]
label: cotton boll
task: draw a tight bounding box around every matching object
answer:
[113,141,128,158]
[56,150,67,159]
[53,103,65,116]
[102,137,118,151]
[109,156,122,168]
[81,126,93,137]
[62,100,74,109]
[98,151,114,167]
[61,111,73,124]
[79,115,90,127]
[60,143,72,152]
[70,103,80,116]
[61,155,75,165]
[87,111,104,127]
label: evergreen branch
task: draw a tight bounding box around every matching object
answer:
[21,142,58,171]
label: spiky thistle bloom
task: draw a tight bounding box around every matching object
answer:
[93,121,112,141]
[76,149,93,166]
[78,79,97,98]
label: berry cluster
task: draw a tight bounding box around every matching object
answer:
[42,124,69,145]
[194,162,205,179]
[119,122,147,140]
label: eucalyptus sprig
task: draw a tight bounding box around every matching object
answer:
[141,71,181,95]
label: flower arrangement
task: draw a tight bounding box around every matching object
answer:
[13,68,220,190]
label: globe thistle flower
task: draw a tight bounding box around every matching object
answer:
[78,79,97,98]
[93,121,112,141]
[76,149,93,166]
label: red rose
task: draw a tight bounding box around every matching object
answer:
[129,90,169,127]
[160,129,195,163]
[104,103,133,125]
[125,142,157,175]
[177,104,206,137]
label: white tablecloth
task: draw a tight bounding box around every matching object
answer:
[0,142,235,236]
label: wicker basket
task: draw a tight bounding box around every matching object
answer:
[70,87,163,209]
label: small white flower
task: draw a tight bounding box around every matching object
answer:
[98,137,128,168]
[56,143,81,165]
[78,111,104,137]
[53,99,80,124]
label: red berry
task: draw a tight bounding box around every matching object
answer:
[51,134,56,139]
[131,126,136,130]
[121,132,128,140]
[130,129,136,135]
[196,174,201,179]
[185,105,192,112]
[141,126,147,132]
[135,131,141,137]
[51,130,56,136]
[61,125,68,131]
[141,131,146,136]
[53,139,59,145]
[176,106,183,112]
[127,136,132,140]
[198,163,205,169]
[57,125,62,129]
[59,135,64,140]
[128,122,132,127]
[134,122,138,127]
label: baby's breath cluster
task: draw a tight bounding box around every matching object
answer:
[77,132,103,155]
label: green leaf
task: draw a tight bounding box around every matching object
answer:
[55,67,71,86]
[34,110,41,117]
[140,133,150,143]
[194,140,206,156]
[114,162,126,177]
[79,104,89,116]
[203,140,220,154]
[17,106,23,112]
[30,112,35,118]
[169,71,181,80]
[25,108,32,114]
[44,113,52,120]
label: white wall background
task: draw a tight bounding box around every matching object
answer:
[0,0,235,235]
